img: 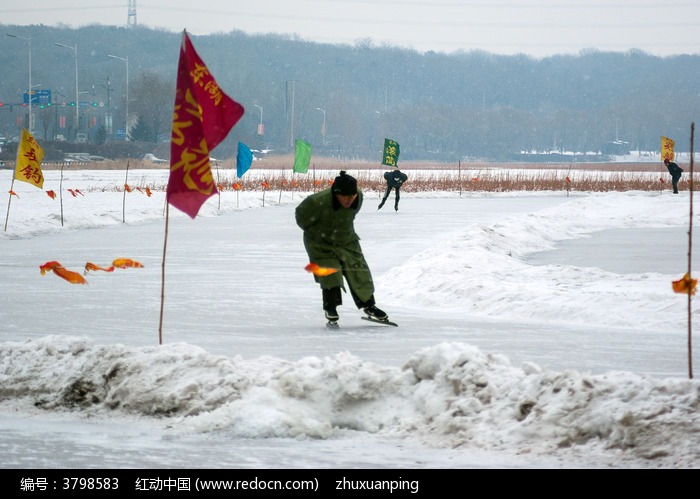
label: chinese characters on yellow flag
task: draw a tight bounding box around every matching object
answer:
[15,128,45,189]
[661,136,675,162]
[168,30,245,218]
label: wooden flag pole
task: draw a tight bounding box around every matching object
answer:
[4,178,16,232]
[688,122,695,379]
[5,132,23,231]
[458,160,462,197]
[158,202,170,345]
[216,162,221,211]
[122,160,130,223]
[59,163,65,226]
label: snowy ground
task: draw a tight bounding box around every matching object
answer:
[0,168,698,469]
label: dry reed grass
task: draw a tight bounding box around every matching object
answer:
[40,157,693,193]
[212,174,685,194]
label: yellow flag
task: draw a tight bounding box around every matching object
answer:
[14,128,45,189]
[661,136,675,162]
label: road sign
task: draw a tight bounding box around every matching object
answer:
[23,89,52,105]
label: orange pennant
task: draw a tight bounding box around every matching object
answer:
[46,190,56,199]
[124,183,132,192]
[84,262,115,273]
[9,190,18,198]
[40,260,63,275]
[672,272,697,295]
[112,258,144,269]
[305,263,339,277]
[145,187,152,197]
[39,261,87,284]
[54,266,87,284]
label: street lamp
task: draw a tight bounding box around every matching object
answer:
[107,54,128,140]
[55,42,79,140]
[252,103,263,135]
[315,107,326,146]
[6,33,32,134]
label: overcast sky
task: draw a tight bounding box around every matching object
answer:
[1,0,698,58]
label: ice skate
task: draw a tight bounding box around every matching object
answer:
[325,307,339,328]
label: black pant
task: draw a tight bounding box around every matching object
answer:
[322,286,374,310]
[672,174,681,193]
[378,187,400,209]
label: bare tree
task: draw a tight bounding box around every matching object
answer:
[129,71,173,142]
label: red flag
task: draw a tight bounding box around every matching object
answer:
[167,31,244,218]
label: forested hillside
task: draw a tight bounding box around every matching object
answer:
[0,24,697,161]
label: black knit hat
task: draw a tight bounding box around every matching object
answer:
[332,170,358,195]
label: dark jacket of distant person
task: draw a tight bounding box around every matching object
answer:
[378,169,408,210]
[664,158,683,194]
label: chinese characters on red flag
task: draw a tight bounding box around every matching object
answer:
[168,31,245,218]
[15,128,45,189]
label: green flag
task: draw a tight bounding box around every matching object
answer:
[293,139,311,173]
[382,138,400,167]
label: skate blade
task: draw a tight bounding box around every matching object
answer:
[361,316,398,327]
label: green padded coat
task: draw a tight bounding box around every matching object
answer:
[295,188,375,305]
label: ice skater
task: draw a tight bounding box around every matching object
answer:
[378,168,408,211]
[296,171,391,327]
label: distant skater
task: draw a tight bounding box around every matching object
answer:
[378,168,408,211]
[664,158,683,194]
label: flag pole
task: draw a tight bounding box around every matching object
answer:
[5,129,23,231]
[458,160,462,197]
[216,161,221,210]
[688,122,695,379]
[4,178,16,232]
[122,160,130,223]
[158,202,170,345]
[59,163,65,226]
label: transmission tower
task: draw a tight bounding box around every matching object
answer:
[127,0,137,27]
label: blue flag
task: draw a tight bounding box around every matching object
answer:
[236,142,253,178]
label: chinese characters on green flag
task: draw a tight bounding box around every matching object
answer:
[382,138,400,167]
